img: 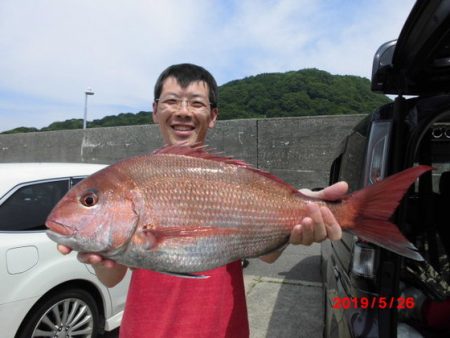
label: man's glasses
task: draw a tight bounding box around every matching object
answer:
[155,97,211,111]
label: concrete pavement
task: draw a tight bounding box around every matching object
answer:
[244,243,324,338]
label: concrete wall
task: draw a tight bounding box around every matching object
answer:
[0,115,365,189]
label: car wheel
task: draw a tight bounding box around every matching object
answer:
[16,288,100,338]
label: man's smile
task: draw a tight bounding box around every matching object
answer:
[171,124,195,131]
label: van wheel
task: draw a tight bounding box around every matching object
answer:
[16,288,99,338]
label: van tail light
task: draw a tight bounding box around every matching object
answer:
[352,241,376,278]
[363,120,392,186]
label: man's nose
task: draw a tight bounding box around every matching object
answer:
[175,100,192,116]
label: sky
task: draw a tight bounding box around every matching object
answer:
[0,0,416,133]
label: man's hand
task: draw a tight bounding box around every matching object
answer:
[57,244,118,268]
[259,181,347,263]
[293,181,347,245]
[57,244,128,287]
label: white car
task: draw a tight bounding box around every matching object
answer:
[0,163,131,338]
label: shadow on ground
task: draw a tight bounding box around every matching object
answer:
[265,255,324,338]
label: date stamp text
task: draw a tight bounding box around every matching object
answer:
[332,296,415,309]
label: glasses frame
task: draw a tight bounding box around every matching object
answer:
[155,97,213,111]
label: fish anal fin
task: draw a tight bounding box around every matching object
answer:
[158,271,210,279]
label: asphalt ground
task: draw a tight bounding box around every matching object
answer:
[244,243,324,338]
[101,243,324,338]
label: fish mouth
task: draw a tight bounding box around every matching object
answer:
[46,229,70,242]
[45,219,75,236]
[46,229,84,252]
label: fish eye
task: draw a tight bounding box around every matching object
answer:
[80,191,98,207]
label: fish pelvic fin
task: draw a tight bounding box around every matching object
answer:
[143,225,240,245]
[340,165,432,261]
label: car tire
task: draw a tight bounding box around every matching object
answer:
[16,288,100,338]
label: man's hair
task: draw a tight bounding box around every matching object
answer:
[154,63,218,108]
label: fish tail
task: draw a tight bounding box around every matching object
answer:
[339,165,432,261]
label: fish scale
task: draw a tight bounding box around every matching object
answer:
[134,155,303,232]
[116,153,303,271]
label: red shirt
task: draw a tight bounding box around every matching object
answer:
[119,261,249,338]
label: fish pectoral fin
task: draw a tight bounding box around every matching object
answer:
[159,270,210,279]
[143,225,239,242]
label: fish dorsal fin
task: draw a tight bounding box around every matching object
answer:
[153,144,299,194]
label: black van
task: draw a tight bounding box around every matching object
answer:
[321,1,450,337]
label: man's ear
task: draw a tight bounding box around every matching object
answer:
[152,101,159,124]
[208,108,218,128]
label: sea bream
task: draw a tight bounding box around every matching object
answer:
[46,145,430,275]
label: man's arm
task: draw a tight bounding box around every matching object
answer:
[260,181,347,263]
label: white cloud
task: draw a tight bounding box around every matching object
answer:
[207,0,415,79]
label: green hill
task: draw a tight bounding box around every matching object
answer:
[219,68,390,119]
[2,68,390,134]
[1,112,152,134]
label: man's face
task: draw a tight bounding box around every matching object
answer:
[152,77,218,146]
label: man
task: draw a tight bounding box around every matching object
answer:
[58,63,346,337]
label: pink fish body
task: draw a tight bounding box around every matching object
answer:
[46,145,429,274]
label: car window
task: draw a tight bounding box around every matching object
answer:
[71,177,85,187]
[0,180,69,231]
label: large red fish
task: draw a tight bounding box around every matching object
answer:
[46,145,429,276]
